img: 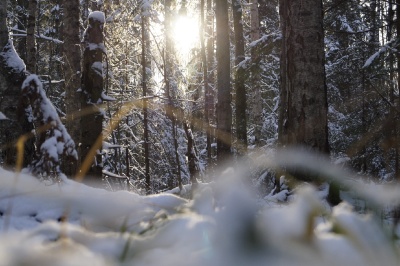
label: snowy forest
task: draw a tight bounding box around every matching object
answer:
[1,0,400,265]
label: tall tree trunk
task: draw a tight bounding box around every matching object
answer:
[396,0,400,180]
[249,0,263,146]
[13,0,27,62]
[164,0,182,190]
[0,0,7,48]
[141,6,151,194]
[232,0,247,155]
[216,0,232,163]
[278,0,328,152]
[81,11,105,182]
[26,0,37,73]
[206,0,215,166]
[1,0,34,169]
[383,0,397,178]
[62,0,82,177]
[279,0,337,204]
[200,0,210,159]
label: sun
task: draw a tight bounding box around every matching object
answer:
[172,15,199,60]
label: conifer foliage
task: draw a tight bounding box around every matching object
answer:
[19,75,77,177]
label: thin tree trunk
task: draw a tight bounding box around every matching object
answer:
[232,0,247,154]
[184,122,198,191]
[206,0,215,164]
[82,0,89,28]
[63,0,82,177]
[0,0,7,48]
[249,0,262,146]
[200,0,211,170]
[141,7,151,194]
[216,0,232,163]
[26,0,37,73]
[13,0,27,62]
[164,0,182,190]
[383,0,397,178]
[396,0,400,180]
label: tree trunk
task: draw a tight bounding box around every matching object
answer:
[396,0,400,180]
[383,0,397,178]
[62,0,82,177]
[184,122,198,191]
[81,11,105,182]
[278,0,328,152]
[13,0,27,62]
[0,0,7,48]
[279,0,338,204]
[206,0,215,166]
[141,6,151,194]
[216,0,232,163]
[200,0,210,160]
[249,0,263,146]
[232,0,247,155]
[164,0,182,190]
[26,0,37,73]
[0,0,34,169]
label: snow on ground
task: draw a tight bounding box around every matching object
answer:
[0,166,399,266]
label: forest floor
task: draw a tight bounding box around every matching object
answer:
[0,165,399,266]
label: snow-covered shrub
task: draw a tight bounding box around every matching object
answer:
[19,74,77,178]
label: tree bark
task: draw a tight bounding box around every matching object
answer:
[216,0,232,163]
[0,0,7,48]
[249,0,263,146]
[200,0,210,162]
[278,0,328,152]
[279,0,338,204]
[26,0,37,73]
[81,12,105,182]
[164,0,182,190]
[396,0,400,180]
[62,0,82,177]
[141,6,151,194]
[184,122,198,190]
[12,0,27,62]
[232,0,247,154]
[0,0,34,169]
[206,0,215,166]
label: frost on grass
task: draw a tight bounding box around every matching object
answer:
[0,155,399,266]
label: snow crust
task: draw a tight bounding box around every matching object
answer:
[0,162,399,266]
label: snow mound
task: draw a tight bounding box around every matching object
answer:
[0,167,398,266]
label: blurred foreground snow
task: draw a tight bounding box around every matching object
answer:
[0,162,399,266]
